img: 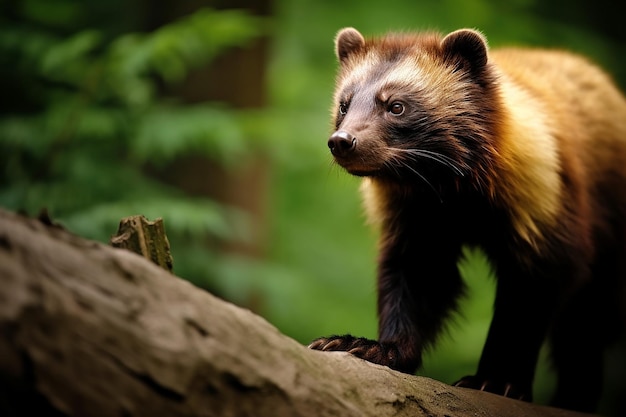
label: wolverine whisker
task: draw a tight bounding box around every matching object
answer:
[389,147,465,177]
[386,154,443,202]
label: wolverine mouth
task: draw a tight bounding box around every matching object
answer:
[346,169,380,177]
[340,165,379,177]
[333,157,382,177]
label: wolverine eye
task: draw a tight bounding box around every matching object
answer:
[339,102,348,115]
[388,102,405,116]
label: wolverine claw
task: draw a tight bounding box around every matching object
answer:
[308,335,359,352]
[319,338,345,351]
[453,375,531,402]
[308,335,415,373]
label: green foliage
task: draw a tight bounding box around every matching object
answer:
[0,2,264,283]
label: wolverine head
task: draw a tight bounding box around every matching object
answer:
[328,27,500,191]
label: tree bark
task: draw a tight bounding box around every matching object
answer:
[110,215,173,272]
[0,208,596,417]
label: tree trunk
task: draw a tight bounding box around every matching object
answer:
[0,208,595,417]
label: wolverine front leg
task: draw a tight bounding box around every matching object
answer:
[310,239,464,374]
[308,267,424,374]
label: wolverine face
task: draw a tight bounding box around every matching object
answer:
[328,28,497,190]
[330,57,443,177]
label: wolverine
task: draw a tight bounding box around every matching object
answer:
[309,27,626,413]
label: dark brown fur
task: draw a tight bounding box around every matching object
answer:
[310,27,626,413]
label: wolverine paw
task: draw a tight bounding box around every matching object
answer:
[453,375,531,402]
[308,335,403,371]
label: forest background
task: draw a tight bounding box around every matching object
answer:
[1,0,624,413]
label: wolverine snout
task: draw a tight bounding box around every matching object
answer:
[328,130,356,157]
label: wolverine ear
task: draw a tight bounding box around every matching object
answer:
[441,29,488,73]
[335,27,365,63]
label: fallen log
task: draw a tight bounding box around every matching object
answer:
[0,208,594,417]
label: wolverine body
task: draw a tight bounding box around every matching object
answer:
[310,28,626,412]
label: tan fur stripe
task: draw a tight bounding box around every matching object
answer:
[494,68,561,248]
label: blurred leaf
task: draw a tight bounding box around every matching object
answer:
[39,30,103,83]
[132,104,247,165]
[63,197,249,243]
[0,115,46,152]
[105,7,264,103]
[21,0,84,27]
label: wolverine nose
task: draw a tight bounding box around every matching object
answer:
[328,130,356,156]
